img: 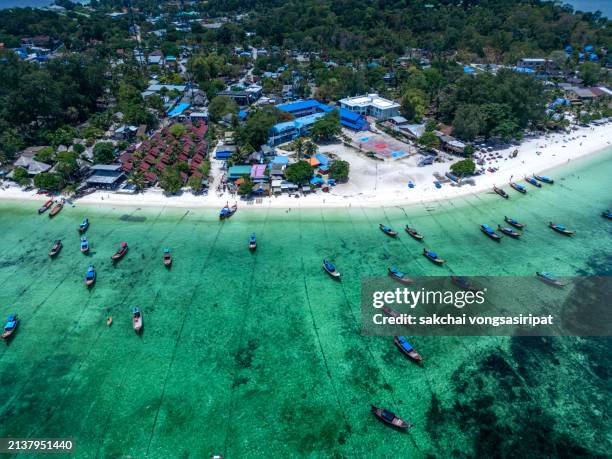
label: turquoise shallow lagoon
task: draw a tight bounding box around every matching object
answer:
[0,149,610,457]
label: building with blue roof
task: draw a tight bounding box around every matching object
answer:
[167,103,191,117]
[271,99,368,145]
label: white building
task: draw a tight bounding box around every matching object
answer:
[339,93,400,121]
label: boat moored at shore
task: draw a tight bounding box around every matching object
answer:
[525,176,542,188]
[220,202,237,220]
[509,181,527,194]
[38,198,54,214]
[49,201,63,217]
[493,186,509,199]
[534,174,554,184]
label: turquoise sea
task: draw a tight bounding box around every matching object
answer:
[0,149,610,457]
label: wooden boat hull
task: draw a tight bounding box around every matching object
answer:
[133,318,143,334]
[536,272,565,288]
[509,183,526,194]
[405,226,423,240]
[388,269,412,284]
[81,246,89,254]
[525,178,541,188]
[549,223,574,236]
[498,226,521,238]
[393,337,422,362]
[504,217,524,229]
[451,276,480,292]
[106,316,113,326]
[78,225,89,233]
[534,175,554,184]
[423,250,444,265]
[379,225,397,237]
[111,247,128,261]
[85,278,95,287]
[493,187,509,199]
[481,227,502,241]
[38,200,53,214]
[163,256,172,267]
[370,405,410,430]
[323,266,341,279]
[49,241,62,257]
[249,243,257,251]
[49,204,63,217]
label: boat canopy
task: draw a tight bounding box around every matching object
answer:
[428,251,438,258]
[382,410,395,422]
[556,224,566,230]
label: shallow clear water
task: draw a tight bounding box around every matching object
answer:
[0,149,610,457]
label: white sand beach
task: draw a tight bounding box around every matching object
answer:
[1,122,611,211]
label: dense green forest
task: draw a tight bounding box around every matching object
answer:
[204,0,611,62]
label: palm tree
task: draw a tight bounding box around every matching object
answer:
[304,141,318,158]
[293,137,306,160]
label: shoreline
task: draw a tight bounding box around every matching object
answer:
[1,123,611,211]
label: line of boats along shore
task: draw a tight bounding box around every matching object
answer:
[3,180,612,433]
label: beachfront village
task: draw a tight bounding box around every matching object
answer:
[0,1,611,207]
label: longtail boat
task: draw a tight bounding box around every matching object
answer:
[536,271,566,288]
[481,224,502,242]
[394,336,422,363]
[38,198,54,214]
[388,267,412,284]
[504,216,524,229]
[525,176,542,188]
[111,242,128,262]
[382,305,401,319]
[48,239,62,257]
[370,405,411,430]
[132,307,143,334]
[423,248,444,265]
[322,258,341,279]
[549,222,575,236]
[78,218,89,233]
[493,186,509,199]
[509,181,527,194]
[163,248,172,267]
[249,233,257,251]
[379,224,397,237]
[85,265,96,287]
[497,225,521,238]
[106,316,113,326]
[602,210,612,220]
[2,314,19,341]
[49,201,63,217]
[219,202,237,220]
[534,174,554,184]
[80,237,89,254]
[405,226,423,240]
[451,276,481,292]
